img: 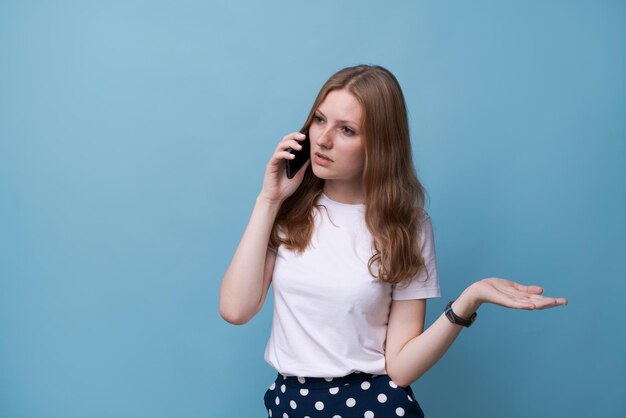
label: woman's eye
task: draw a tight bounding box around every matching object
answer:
[342,127,355,136]
[313,115,324,123]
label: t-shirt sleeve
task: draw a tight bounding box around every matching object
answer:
[391,213,441,300]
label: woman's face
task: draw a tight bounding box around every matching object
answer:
[309,89,366,189]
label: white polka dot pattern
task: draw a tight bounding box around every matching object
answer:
[264,373,422,418]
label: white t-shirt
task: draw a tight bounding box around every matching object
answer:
[263,192,440,377]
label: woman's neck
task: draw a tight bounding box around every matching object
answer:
[322,181,365,205]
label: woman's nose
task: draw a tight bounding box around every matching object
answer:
[316,128,332,149]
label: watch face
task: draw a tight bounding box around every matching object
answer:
[444,309,458,323]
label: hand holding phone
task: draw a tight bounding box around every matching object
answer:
[285,129,310,179]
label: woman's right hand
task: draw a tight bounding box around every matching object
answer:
[259,131,311,204]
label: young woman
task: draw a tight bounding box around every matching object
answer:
[219,65,567,418]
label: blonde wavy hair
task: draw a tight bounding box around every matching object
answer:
[269,65,430,285]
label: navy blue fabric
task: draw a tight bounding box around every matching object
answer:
[264,371,424,418]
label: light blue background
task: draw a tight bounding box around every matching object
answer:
[1,1,624,417]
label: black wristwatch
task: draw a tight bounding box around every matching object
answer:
[444,300,477,327]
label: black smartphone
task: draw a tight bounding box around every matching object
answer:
[285,129,310,179]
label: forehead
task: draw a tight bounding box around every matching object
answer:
[318,89,363,124]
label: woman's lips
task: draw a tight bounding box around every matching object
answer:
[314,152,333,166]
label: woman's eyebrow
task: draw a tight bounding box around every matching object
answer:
[316,109,359,127]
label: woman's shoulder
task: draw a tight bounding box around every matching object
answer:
[415,209,435,244]
[417,208,432,225]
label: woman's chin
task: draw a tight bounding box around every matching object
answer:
[311,165,329,179]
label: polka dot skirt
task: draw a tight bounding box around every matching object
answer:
[263,371,424,418]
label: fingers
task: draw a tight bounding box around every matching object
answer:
[279,132,306,148]
[273,133,307,161]
[480,278,567,311]
[276,142,301,155]
[269,133,306,165]
[526,285,544,294]
[512,282,544,295]
[532,296,568,310]
[505,295,568,310]
[493,293,536,310]
[490,285,567,310]
[292,131,307,141]
[277,150,296,160]
[514,288,567,309]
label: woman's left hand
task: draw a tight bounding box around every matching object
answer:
[466,278,568,311]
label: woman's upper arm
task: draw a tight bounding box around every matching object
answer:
[255,248,277,315]
[385,299,427,369]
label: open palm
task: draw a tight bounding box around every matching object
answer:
[472,278,568,310]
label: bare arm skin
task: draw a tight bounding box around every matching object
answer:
[219,132,310,325]
[385,278,568,387]
[219,197,280,325]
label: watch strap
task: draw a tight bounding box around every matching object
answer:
[444,300,477,327]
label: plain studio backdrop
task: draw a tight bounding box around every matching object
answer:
[1,1,624,417]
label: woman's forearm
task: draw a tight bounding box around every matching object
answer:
[387,278,567,387]
[219,195,281,324]
[386,285,481,388]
